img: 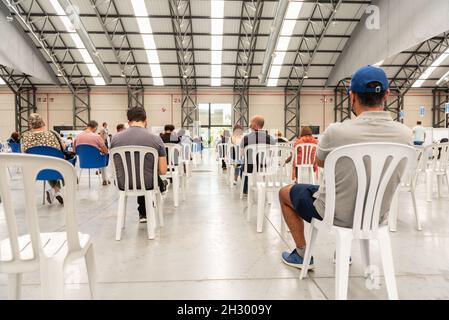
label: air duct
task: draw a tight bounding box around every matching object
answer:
[258,0,289,84]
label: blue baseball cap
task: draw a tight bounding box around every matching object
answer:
[349,65,389,93]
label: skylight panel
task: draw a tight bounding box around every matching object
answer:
[131,0,164,86]
[267,1,303,86]
[210,0,224,86]
[0,78,5,85]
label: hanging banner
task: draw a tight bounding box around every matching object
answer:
[445,103,449,113]
[419,106,425,117]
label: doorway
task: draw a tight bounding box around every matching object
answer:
[199,103,232,147]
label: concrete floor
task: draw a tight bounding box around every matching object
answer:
[1,149,449,300]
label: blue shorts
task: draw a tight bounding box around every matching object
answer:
[289,184,323,223]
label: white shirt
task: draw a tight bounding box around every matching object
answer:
[412,125,426,142]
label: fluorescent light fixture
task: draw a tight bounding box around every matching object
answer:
[210,0,224,86]
[49,0,107,84]
[413,47,449,87]
[131,0,164,85]
[373,60,384,67]
[437,70,449,86]
[266,1,303,86]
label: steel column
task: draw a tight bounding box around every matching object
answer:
[0,65,36,134]
[284,87,300,140]
[233,0,263,129]
[284,0,342,138]
[334,78,351,123]
[432,88,449,128]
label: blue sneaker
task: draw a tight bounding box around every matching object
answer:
[281,249,314,269]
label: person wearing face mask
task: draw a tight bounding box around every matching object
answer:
[239,115,275,195]
[278,65,413,270]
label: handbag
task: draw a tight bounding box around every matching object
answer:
[51,130,76,160]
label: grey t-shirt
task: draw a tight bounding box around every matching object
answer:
[314,111,413,228]
[110,126,166,190]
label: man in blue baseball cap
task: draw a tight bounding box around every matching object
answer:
[279,65,412,270]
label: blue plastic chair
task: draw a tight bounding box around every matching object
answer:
[8,142,21,153]
[76,144,109,187]
[26,146,76,204]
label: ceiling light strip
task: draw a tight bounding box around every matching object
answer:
[211,0,224,86]
[131,0,164,86]
[413,47,449,88]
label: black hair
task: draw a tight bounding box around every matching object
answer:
[116,123,125,131]
[354,81,387,107]
[164,124,175,132]
[417,121,422,125]
[87,120,98,129]
[127,107,147,122]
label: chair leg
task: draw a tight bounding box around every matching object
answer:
[122,195,127,229]
[240,175,245,199]
[256,184,266,233]
[335,231,353,300]
[437,175,442,198]
[300,222,318,280]
[145,193,156,240]
[388,188,399,232]
[311,167,315,184]
[410,183,422,231]
[156,192,164,227]
[8,273,22,300]
[84,244,98,299]
[40,260,64,299]
[88,169,91,188]
[173,174,180,207]
[359,239,370,271]
[247,176,252,222]
[42,181,46,205]
[378,229,399,300]
[115,193,126,241]
[445,173,449,196]
[426,170,432,202]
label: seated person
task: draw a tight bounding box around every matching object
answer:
[21,113,66,205]
[111,107,168,223]
[240,115,275,194]
[275,131,288,143]
[116,123,126,133]
[292,126,319,180]
[160,124,180,143]
[74,120,110,185]
[279,65,413,269]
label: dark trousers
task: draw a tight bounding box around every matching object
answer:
[137,176,165,217]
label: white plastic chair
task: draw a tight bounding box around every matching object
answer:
[242,144,275,232]
[423,143,449,201]
[0,153,96,299]
[389,148,422,231]
[110,146,163,241]
[227,143,242,187]
[299,143,416,300]
[164,143,184,206]
[216,143,228,174]
[181,141,193,178]
[294,143,317,184]
[271,145,294,187]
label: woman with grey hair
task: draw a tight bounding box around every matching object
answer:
[21,113,66,205]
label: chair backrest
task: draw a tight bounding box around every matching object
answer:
[216,143,228,160]
[271,145,294,168]
[228,143,241,164]
[181,142,192,162]
[8,142,21,154]
[110,146,158,193]
[294,143,317,166]
[76,144,109,169]
[277,142,293,148]
[164,143,182,170]
[243,144,273,175]
[322,143,416,237]
[26,146,65,181]
[0,153,80,267]
[423,142,449,172]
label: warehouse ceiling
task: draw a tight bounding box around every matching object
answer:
[1,0,449,89]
